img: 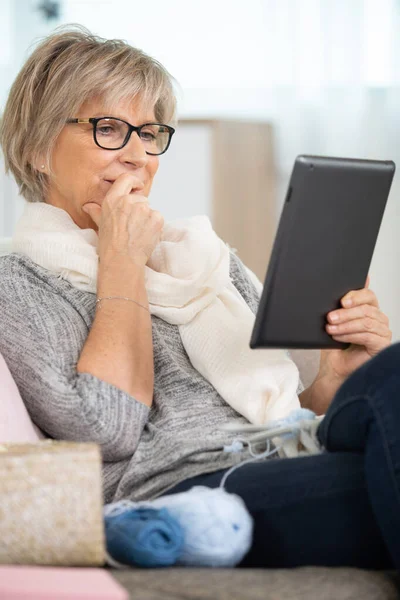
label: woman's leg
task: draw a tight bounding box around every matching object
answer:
[164,452,391,569]
[317,341,400,570]
[162,343,400,569]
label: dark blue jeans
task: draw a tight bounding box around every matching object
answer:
[164,342,400,570]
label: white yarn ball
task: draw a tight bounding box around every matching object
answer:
[149,486,253,567]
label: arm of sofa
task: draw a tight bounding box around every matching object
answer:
[0,352,46,443]
[289,349,321,390]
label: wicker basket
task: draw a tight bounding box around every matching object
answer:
[0,440,105,566]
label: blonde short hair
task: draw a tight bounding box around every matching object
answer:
[0,24,177,203]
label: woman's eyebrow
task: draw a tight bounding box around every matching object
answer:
[91,113,157,123]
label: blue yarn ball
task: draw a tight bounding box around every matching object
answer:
[105,507,184,568]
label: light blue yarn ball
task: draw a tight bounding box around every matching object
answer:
[283,408,316,424]
[269,408,317,441]
[149,486,253,567]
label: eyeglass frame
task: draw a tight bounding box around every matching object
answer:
[65,116,175,155]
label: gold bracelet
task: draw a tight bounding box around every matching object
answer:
[96,296,150,313]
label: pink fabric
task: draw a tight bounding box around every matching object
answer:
[0,352,46,442]
[0,566,129,599]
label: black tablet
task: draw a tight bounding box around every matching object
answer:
[250,155,395,350]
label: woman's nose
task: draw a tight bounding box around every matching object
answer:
[119,132,149,168]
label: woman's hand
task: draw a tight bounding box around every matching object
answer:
[82,172,164,270]
[300,277,392,415]
[322,275,392,380]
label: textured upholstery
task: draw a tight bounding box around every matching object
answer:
[111,567,400,600]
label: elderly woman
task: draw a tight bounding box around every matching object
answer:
[0,25,399,570]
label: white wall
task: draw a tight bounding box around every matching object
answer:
[62,0,400,340]
[0,0,59,236]
[1,0,400,340]
[150,125,212,220]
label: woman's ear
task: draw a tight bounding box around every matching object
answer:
[31,156,46,173]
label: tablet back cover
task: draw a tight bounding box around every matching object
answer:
[250,155,395,349]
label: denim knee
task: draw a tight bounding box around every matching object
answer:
[317,395,373,452]
[317,343,400,452]
[360,342,400,389]
[330,342,400,410]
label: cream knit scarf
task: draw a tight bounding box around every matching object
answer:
[12,202,300,425]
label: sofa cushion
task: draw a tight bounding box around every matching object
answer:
[0,352,45,442]
[111,566,400,600]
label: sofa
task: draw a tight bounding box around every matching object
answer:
[0,239,398,599]
[110,566,400,600]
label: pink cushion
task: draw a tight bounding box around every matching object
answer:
[0,352,46,442]
[0,566,129,599]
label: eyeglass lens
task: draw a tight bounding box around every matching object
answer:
[95,118,170,154]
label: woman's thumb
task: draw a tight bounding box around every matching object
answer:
[82,203,102,227]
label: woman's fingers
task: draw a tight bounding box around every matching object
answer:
[321,277,391,380]
[326,280,392,357]
[82,203,102,226]
[94,173,164,270]
[340,286,379,309]
[326,316,390,339]
[327,304,389,326]
[83,174,146,227]
[106,173,144,200]
[328,332,391,355]
[326,308,392,356]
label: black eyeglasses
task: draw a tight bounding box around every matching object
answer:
[66,117,175,155]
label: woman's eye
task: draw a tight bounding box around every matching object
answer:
[97,126,114,135]
[140,131,156,141]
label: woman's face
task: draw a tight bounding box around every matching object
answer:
[43,96,160,231]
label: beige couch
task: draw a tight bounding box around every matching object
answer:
[0,238,397,598]
[110,566,400,600]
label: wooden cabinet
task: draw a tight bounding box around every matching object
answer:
[149,119,277,280]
